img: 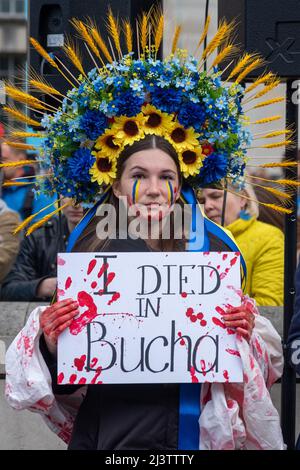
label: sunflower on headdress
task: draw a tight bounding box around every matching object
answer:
[165,123,200,152]
[90,153,117,186]
[179,147,204,178]
[94,128,123,158]
[111,113,146,147]
[141,104,174,136]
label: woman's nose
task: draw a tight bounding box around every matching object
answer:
[146,177,161,196]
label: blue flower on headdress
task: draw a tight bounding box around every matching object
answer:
[151,86,183,113]
[197,152,228,185]
[80,110,108,140]
[67,148,95,182]
[177,101,206,130]
[93,76,105,93]
[113,90,144,116]
[130,78,144,92]
[215,96,228,110]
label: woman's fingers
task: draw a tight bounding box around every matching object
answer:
[41,299,79,347]
[236,327,251,342]
[47,319,75,342]
[43,310,79,335]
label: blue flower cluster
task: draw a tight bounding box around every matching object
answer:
[80,110,108,140]
[68,148,95,182]
[197,152,229,185]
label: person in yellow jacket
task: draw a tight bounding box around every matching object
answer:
[199,184,284,306]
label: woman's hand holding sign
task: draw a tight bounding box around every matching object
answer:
[222,300,256,343]
[40,299,79,356]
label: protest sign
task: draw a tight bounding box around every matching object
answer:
[57,251,243,384]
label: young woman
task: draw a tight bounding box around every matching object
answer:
[4,8,290,450]
[6,136,285,450]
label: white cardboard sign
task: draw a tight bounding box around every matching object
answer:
[57,251,243,385]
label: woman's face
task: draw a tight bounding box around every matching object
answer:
[112,148,181,221]
[199,188,246,226]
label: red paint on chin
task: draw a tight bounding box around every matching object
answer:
[212,317,226,329]
[65,276,72,290]
[225,348,241,357]
[108,292,120,305]
[69,291,98,335]
[57,372,64,384]
[87,259,97,275]
[74,354,86,372]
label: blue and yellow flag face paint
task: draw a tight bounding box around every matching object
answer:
[132,179,141,204]
[166,180,174,206]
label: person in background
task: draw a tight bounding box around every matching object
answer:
[0,142,36,220]
[0,199,83,301]
[0,171,20,283]
[0,142,57,222]
[199,184,284,306]
[253,184,285,233]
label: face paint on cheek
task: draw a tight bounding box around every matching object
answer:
[166,180,174,206]
[132,179,140,204]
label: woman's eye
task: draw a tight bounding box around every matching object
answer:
[132,174,145,179]
[161,175,174,180]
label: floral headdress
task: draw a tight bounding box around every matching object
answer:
[1,8,299,234]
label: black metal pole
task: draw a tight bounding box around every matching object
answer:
[281,79,298,449]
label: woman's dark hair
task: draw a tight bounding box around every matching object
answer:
[73,135,185,252]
